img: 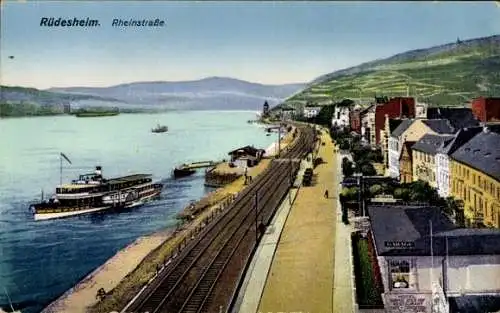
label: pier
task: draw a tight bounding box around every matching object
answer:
[175,160,222,171]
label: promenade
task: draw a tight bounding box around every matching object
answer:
[234,128,355,313]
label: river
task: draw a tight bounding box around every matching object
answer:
[0,111,276,313]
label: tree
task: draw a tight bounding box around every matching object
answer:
[312,104,336,127]
[339,99,354,107]
[342,157,354,177]
[360,163,377,176]
[408,180,439,203]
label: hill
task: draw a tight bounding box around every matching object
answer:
[48,77,305,110]
[284,34,500,108]
[0,85,124,117]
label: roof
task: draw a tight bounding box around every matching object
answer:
[367,205,500,256]
[426,107,480,130]
[389,119,404,133]
[411,134,455,156]
[399,141,416,161]
[360,104,376,115]
[390,119,414,138]
[450,129,500,181]
[437,127,483,155]
[228,145,264,156]
[421,119,455,134]
[107,174,152,185]
[449,295,500,313]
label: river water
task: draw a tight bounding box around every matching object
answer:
[0,111,276,313]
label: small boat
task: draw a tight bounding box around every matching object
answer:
[173,165,196,178]
[29,166,163,221]
[152,124,168,133]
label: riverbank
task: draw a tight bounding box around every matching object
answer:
[41,124,297,313]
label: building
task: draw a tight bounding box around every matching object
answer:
[361,104,377,145]
[303,106,322,119]
[349,107,362,133]
[331,105,350,129]
[411,134,455,187]
[399,141,416,183]
[63,103,71,114]
[388,119,455,180]
[367,204,500,313]
[279,105,296,120]
[382,116,404,169]
[471,97,500,123]
[435,127,483,198]
[228,145,265,168]
[375,97,416,145]
[449,127,500,228]
[426,107,480,130]
[415,102,428,118]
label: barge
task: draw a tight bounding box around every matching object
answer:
[29,166,163,221]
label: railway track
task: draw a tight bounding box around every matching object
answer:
[126,125,316,313]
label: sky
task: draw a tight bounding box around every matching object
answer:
[1,1,500,89]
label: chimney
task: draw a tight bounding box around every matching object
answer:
[95,166,102,176]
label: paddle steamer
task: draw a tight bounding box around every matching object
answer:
[29,166,163,221]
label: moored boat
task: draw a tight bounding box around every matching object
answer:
[29,166,163,221]
[173,165,196,178]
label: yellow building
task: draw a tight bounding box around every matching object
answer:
[449,128,500,228]
[411,134,454,188]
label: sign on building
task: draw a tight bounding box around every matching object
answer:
[385,293,431,313]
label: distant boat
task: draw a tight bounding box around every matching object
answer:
[152,124,168,133]
[75,111,119,117]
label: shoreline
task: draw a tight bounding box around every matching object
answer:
[41,121,295,313]
[40,229,173,313]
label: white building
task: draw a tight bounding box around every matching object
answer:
[388,119,415,179]
[435,127,482,198]
[331,105,350,128]
[303,106,321,119]
[415,101,428,118]
[367,205,500,313]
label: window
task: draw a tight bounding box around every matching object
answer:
[389,259,411,289]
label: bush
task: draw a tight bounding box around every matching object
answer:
[341,187,359,201]
[394,188,410,201]
[369,184,383,197]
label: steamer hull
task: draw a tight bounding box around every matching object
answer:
[30,166,163,221]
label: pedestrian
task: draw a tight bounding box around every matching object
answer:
[324,189,329,198]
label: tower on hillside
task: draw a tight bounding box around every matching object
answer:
[262,101,270,117]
